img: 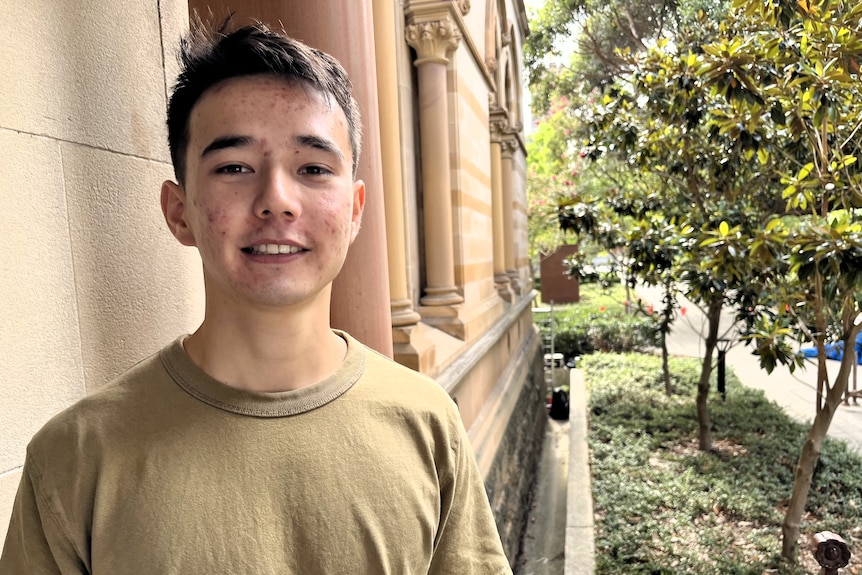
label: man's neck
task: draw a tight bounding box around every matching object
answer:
[183,303,347,393]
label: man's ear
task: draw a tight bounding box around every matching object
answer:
[161,180,196,247]
[350,179,366,243]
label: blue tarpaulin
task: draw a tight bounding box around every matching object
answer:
[801,332,862,365]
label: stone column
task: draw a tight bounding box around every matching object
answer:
[500,133,522,295]
[404,12,464,308]
[489,106,512,302]
[373,0,435,371]
[373,0,421,329]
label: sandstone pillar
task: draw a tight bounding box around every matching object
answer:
[373,0,435,371]
[404,12,464,308]
[373,0,421,329]
[489,106,512,302]
[501,133,522,295]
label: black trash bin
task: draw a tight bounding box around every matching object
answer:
[549,387,570,420]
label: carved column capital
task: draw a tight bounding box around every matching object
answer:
[488,103,510,143]
[488,113,509,144]
[500,132,519,158]
[405,18,462,64]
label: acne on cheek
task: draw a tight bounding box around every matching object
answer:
[323,214,350,237]
[206,210,229,234]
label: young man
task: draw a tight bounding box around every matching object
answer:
[0,22,513,574]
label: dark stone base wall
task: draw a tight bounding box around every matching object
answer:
[484,336,548,563]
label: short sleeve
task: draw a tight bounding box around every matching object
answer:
[0,453,87,574]
[427,416,513,575]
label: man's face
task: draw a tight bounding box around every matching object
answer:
[161,75,365,311]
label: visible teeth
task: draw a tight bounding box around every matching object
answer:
[250,244,301,255]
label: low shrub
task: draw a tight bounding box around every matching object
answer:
[582,352,862,575]
[536,284,657,361]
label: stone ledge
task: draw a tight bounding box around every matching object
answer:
[565,369,596,575]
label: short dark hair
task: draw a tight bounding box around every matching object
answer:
[166,19,362,185]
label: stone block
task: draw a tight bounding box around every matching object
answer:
[0,131,85,473]
[62,143,204,390]
[0,0,173,161]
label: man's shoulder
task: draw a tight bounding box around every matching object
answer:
[361,344,434,381]
[28,343,173,453]
[352,338,449,397]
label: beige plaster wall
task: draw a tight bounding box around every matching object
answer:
[0,132,86,472]
[0,0,200,543]
[63,143,205,390]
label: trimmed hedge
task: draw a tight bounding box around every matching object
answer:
[536,289,657,361]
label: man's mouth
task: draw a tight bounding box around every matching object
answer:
[242,244,304,255]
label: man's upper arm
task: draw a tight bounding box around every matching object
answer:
[427,420,514,575]
[0,457,86,574]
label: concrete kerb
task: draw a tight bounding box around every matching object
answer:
[564,368,596,575]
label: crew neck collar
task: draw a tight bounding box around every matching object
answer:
[160,330,365,418]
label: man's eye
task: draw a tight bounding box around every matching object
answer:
[216,164,251,174]
[300,165,331,176]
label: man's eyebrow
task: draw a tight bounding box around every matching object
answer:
[295,134,346,164]
[201,135,255,158]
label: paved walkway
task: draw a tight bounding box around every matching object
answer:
[517,419,569,575]
[635,285,862,454]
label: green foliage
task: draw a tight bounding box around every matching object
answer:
[535,284,657,359]
[526,101,582,260]
[583,352,862,574]
[527,0,862,559]
[524,0,730,114]
[526,171,571,260]
[696,0,862,380]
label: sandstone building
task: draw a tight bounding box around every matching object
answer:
[0,0,543,561]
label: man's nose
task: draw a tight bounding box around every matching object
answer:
[254,169,300,219]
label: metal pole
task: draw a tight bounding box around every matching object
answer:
[550,301,555,387]
[716,338,730,401]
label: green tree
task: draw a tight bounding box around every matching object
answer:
[558,180,684,396]
[528,0,862,563]
[553,0,862,561]
[576,17,786,451]
[699,0,862,559]
[525,0,730,115]
[526,97,580,263]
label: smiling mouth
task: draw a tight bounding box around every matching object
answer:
[242,244,304,255]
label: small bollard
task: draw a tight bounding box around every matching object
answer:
[811,531,851,575]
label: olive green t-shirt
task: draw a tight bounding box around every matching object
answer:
[1,332,512,574]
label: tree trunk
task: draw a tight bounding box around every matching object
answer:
[661,331,672,396]
[660,279,674,396]
[625,282,632,315]
[696,299,723,451]
[781,330,858,561]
